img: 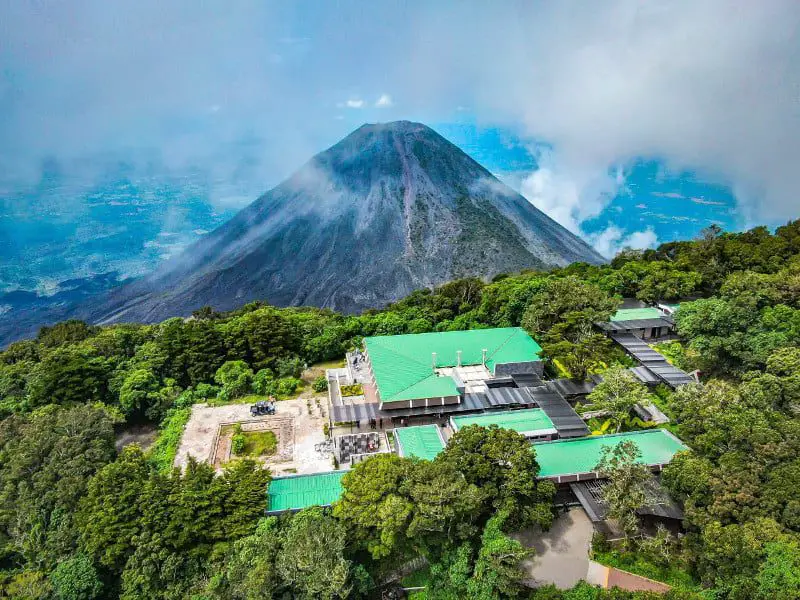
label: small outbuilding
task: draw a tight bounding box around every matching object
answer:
[596,307,675,341]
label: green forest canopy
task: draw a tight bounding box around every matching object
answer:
[3,222,800,598]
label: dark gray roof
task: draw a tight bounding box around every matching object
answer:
[331,377,589,439]
[570,477,684,523]
[511,373,545,388]
[548,378,597,397]
[484,386,537,407]
[627,366,662,385]
[609,333,695,388]
[536,384,591,438]
[597,317,675,333]
[330,389,530,423]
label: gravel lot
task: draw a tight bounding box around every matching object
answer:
[174,397,332,475]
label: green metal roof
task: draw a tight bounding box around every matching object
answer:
[395,425,446,460]
[365,327,542,403]
[267,471,345,512]
[451,408,556,436]
[532,429,688,478]
[611,307,662,321]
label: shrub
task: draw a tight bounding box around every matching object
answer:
[340,383,363,397]
[276,356,304,378]
[591,531,611,555]
[148,407,192,472]
[312,375,328,392]
[276,377,302,397]
[252,369,275,395]
[231,425,246,456]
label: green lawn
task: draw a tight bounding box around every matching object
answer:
[592,548,702,592]
[401,565,430,599]
[239,430,278,457]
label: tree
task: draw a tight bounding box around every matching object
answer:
[594,440,649,544]
[26,347,111,408]
[215,361,255,400]
[119,368,163,419]
[212,459,272,540]
[403,458,484,554]
[426,512,531,600]
[252,368,275,395]
[275,356,304,378]
[543,333,613,380]
[427,543,474,600]
[333,453,415,560]
[521,276,618,342]
[585,367,651,432]
[741,347,800,412]
[754,540,800,600]
[49,554,103,600]
[0,405,117,568]
[468,512,531,599]
[119,531,203,600]
[698,518,785,595]
[0,570,52,599]
[276,508,353,599]
[77,445,150,572]
[207,517,283,600]
[439,425,554,529]
[37,320,98,348]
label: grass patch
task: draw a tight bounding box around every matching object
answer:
[208,386,304,407]
[401,566,430,588]
[148,407,192,472]
[308,358,346,371]
[592,548,701,592]
[238,430,278,457]
[652,340,697,373]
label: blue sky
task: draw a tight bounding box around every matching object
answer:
[0,1,798,290]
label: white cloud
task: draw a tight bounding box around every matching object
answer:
[690,197,727,206]
[589,226,659,259]
[2,1,798,232]
[375,94,393,107]
[519,149,624,234]
[401,1,800,224]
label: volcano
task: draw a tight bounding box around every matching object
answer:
[85,121,604,324]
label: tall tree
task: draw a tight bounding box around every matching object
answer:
[0,405,116,568]
[206,517,283,600]
[333,454,415,560]
[439,425,555,530]
[276,508,353,600]
[585,367,652,432]
[594,440,650,545]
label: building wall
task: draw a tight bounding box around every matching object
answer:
[380,395,461,411]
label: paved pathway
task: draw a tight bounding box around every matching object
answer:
[516,507,594,589]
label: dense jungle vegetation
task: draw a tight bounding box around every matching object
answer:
[3,222,800,599]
